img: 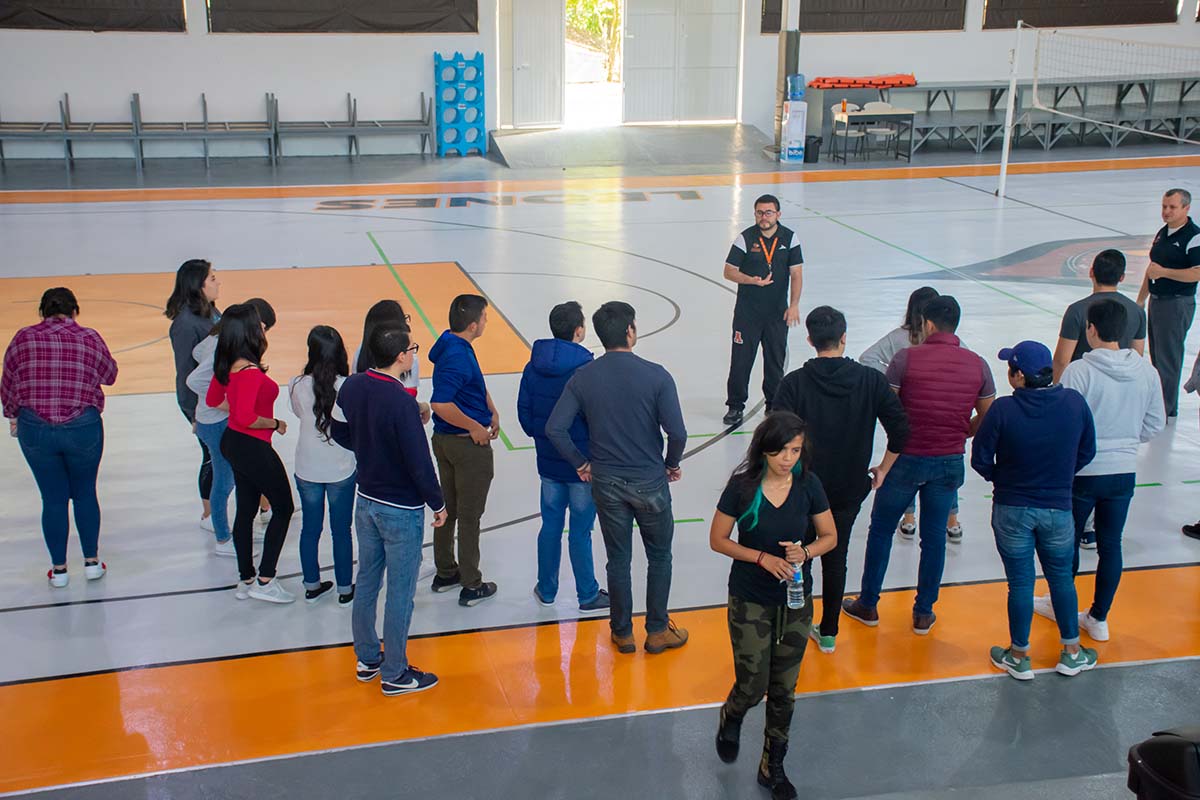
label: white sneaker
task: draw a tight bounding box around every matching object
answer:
[47,568,69,588]
[199,515,214,533]
[214,538,237,557]
[84,561,107,581]
[234,580,253,600]
[1078,611,1110,642]
[1032,594,1056,622]
[255,510,271,537]
[248,578,295,604]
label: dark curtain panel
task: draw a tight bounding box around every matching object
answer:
[208,0,478,33]
[798,0,966,32]
[0,0,185,32]
[761,0,782,34]
[983,0,1177,29]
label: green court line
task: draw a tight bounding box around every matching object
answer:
[1181,480,1200,485]
[1135,482,1164,488]
[801,206,1059,316]
[497,427,535,452]
[365,231,438,338]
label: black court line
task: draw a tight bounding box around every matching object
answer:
[939,177,1132,236]
[3,559,1197,689]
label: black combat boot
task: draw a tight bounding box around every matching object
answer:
[756,736,797,800]
[715,706,743,763]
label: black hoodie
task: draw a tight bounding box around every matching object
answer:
[773,356,910,509]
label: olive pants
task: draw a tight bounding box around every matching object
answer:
[723,594,812,742]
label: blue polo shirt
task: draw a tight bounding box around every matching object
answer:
[429,330,492,435]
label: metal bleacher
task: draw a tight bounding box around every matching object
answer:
[887,73,1200,154]
[0,91,433,169]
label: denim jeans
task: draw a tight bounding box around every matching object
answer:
[860,454,963,615]
[194,419,234,543]
[296,472,356,594]
[591,474,674,637]
[1071,473,1135,622]
[904,493,959,517]
[16,407,104,565]
[991,503,1080,649]
[536,478,600,604]
[352,496,424,683]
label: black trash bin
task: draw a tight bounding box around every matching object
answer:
[804,135,822,163]
[1128,727,1200,799]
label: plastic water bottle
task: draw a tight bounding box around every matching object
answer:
[786,563,805,609]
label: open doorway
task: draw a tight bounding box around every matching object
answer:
[564,0,623,127]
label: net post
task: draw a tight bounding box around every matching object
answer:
[997,20,1024,199]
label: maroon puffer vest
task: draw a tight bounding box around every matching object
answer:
[899,333,992,456]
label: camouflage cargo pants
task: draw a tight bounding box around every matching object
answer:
[722,594,813,742]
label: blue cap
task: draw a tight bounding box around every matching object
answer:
[998,340,1052,376]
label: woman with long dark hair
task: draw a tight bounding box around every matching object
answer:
[166,258,221,531]
[288,325,356,605]
[3,288,118,587]
[206,303,296,603]
[709,412,836,800]
[859,286,964,542]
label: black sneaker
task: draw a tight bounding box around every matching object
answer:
[356,660,381,682]
[382,666,439,696]
[579,589,611,613]
[338,585,355,607]
[459,581,498,607]
[1183,522,1200,540]
[722,408,744,426]
[305,581,334,604]
[431,572,461,593]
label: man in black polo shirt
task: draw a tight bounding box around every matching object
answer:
[1052,249,1146,383]
[722,194,805,426]
[1137,188,1200,417]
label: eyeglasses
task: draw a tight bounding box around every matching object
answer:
[754,209,778,218]
[405,343,420,354]
[404,314,412,323]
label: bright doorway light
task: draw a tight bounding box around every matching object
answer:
[564,0,623,128]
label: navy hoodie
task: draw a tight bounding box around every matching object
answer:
[331,371,445,512]
[517,338,593,483]
[971,384,1096,510]
[429,330,492,436]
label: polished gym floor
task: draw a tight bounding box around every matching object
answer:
[1,152,1199,798]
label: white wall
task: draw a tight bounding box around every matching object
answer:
[0,0,498,158]
[740,0,1200,140]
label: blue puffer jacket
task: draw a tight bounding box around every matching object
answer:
[517,338,593,482]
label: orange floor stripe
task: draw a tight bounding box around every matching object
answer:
[2,155,1198,205]
[2,566,1198,793]
[0,264,529,395]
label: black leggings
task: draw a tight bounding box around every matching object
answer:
[197,436,213,502]
[220,428,295,582]
[818,505,863,638]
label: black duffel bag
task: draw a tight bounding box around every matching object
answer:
[1129,727,1200,799]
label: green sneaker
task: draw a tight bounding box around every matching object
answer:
[989,646,1033,681]
[1056,647,1098,676]
[808,626,836,654]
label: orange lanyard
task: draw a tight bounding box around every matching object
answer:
[759,235,779,268]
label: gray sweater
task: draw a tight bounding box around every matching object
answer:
[546,350,687,482]
[169,307,217,421]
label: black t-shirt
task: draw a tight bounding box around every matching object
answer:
[1059,291,1147,361]
[725,224,804,317]
[717,470,829,606]
[1148,218,1200,298]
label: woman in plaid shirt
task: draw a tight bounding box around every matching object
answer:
[2,288,118,588]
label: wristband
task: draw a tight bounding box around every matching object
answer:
[273,418,281,431]
[755,551,766,567]
[801,544,811,563]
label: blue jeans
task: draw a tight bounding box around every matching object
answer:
[352,496,423,683]
[905,494,959,517]
[194,419,234,543]
[536,478,601,605]
[17,407,104,565]
[591,474,674,636]
[992,503,1080,649]
[860,454,963,615]
[1071,473,1135,622]
[296,472,356,594]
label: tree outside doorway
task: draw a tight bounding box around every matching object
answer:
[565,0,622,127]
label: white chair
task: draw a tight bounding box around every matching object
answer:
[830,102,865,160]
[862,101,898,159]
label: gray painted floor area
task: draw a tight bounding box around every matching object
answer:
[26,660,1197,800]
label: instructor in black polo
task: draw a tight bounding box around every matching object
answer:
[1137,188,1200,417]
[722,194,804,426]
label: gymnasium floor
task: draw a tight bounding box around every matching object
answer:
[1,154,1199,799]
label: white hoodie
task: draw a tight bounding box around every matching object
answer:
[1059,348,1165,476]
